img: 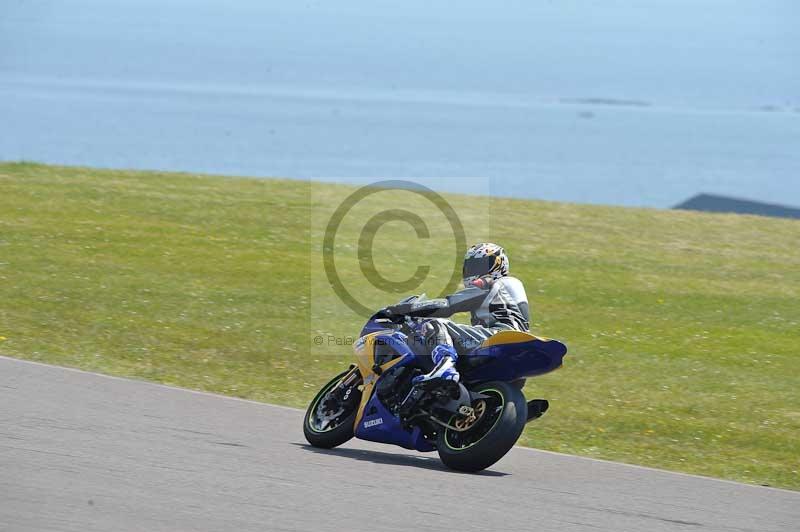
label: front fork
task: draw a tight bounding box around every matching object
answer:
[329,365,362,404]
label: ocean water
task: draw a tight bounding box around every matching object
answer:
[1,0,798,207]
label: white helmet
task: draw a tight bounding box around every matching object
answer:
[462,243,509,285]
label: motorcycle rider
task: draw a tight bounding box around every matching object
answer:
[384,243,530,384]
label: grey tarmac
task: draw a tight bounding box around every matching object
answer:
[1,356,797,532]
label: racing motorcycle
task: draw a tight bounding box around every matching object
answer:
[303,295,567,472]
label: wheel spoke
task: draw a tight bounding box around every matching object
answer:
[444,389,505,450]
[309,382,358,433]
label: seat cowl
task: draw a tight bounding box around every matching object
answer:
[479,330,551,348]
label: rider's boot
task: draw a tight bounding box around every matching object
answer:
[412,345,460,384]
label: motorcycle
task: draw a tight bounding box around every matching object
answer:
[303,295,567,472]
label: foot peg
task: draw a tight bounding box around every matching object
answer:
[526,399,549,422]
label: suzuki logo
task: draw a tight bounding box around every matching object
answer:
[363,418,384,428]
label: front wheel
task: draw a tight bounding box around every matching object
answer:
[303,369,362,449]
[437,381,527,472]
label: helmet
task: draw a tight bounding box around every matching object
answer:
[462,243,509,285]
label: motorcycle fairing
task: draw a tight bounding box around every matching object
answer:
[461,330,566,383]
[355,391,436,452]
[351,330,435,451]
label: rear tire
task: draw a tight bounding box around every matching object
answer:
[303,370,361,449]
[436,381,527,472]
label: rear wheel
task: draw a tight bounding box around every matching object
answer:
[436,381,527,472]
[303,369,362,449]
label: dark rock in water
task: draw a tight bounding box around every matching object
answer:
[674,194,800,219]
[560,97,651,107]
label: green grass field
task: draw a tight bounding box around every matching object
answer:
[1,162,798,489]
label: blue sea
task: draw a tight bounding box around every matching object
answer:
[1,0,798,207]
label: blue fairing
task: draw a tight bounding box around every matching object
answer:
[360,317,395,338]
[355,393,436,452]
[354,329,435,452]
[376,330,416,359]
[461,338,567,383]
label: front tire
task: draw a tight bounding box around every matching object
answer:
[437,381,527,472]
[303,369,362,449]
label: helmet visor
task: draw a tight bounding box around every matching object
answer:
[462,255,499,280]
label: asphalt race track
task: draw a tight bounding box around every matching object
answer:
[1,355,798,532]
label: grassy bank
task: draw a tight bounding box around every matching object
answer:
[1,162,798,489]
